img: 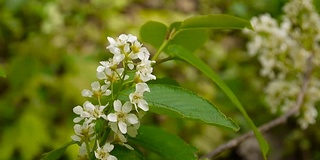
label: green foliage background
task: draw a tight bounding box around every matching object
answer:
[0,0,319,159]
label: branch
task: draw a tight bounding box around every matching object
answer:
[200,55,314,159]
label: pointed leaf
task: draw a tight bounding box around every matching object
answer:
[167,44,269,158]
[180,14,253,30]
[119,84,239,131]
[129,126,197,160]
[140,21,168,49]
[41,141,76,160]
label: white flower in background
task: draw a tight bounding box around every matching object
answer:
[244,0,320,129]
[129,83,150,111]
[107,100,139,134]
[95,142,117,160]
[71,121,95,142]
[73,101,108,123]
[81,81,111,98]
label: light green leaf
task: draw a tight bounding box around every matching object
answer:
[119,84,239,131]
[140,21,168,49]
[129,126,197,160]
[112,145,145,160]
[167,45,269,158]
[180,14,253,30]
[0,66,6,78]
[41,141,76,160]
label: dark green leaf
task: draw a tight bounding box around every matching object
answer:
[112,145,145,160]
[167,45,269,158]
[119,84,239,131]
[129,126,197,160]
[41,141,76,160]
[180,14,253,30]
[140,21,168,49]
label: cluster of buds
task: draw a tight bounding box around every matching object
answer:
[71,34,156,159]
[244,0,320,129]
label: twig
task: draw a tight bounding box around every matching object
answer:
[200,55,314,159]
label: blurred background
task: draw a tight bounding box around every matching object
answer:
[1,0,319,159]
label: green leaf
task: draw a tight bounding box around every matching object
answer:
[41,141,76,160]
[0,66,6,78]
[180,14,253,30]
[129,126,197,160]
[167,45,269,158]
[119,84,239,131]
[112,145,145,160]
[140,21,168,49]
[166,29,208,52]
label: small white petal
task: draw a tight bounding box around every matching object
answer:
[122,102,133,113]
[71,135,81,142]
[73,117,83,123]
[113,100,122,112]
[84,101,95,111]
[104,90,112,96]
[103,143,114,152]
[107,37,116,45]
[73,106,83,115]
[127,34,137,42]
[138,100,149,111]
[107,155,118,160]
[91,81,100,91]
[128,63,134,70]
[107,113,118,122]
[97,66,105,72]
[97,72,107,80]
[101,85,108,92]
[81,89,93,97]
[127,114,138,124]
[118,121,127,134]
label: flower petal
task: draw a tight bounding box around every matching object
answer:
[107,113,117,122]
[113,100,122,112]
[91,81,100,91]
[118,121,127,134]
[138,99,149,111]
[122,102,132,113]
[73,106,83,115]
[127,114,138,124]
[71,135,81,142]
[81,89,93,97]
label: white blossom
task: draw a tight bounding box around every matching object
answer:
[244,0,320,129]
[81,81,111,98]
[94,142,117,160]
[129,83,150,111]
[135,59,156,82]
[107,100,138,134]
[71,121,95,142]
[73,101,108,123]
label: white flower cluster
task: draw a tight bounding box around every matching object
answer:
[71,34,156,159]
[244,0,320,129]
